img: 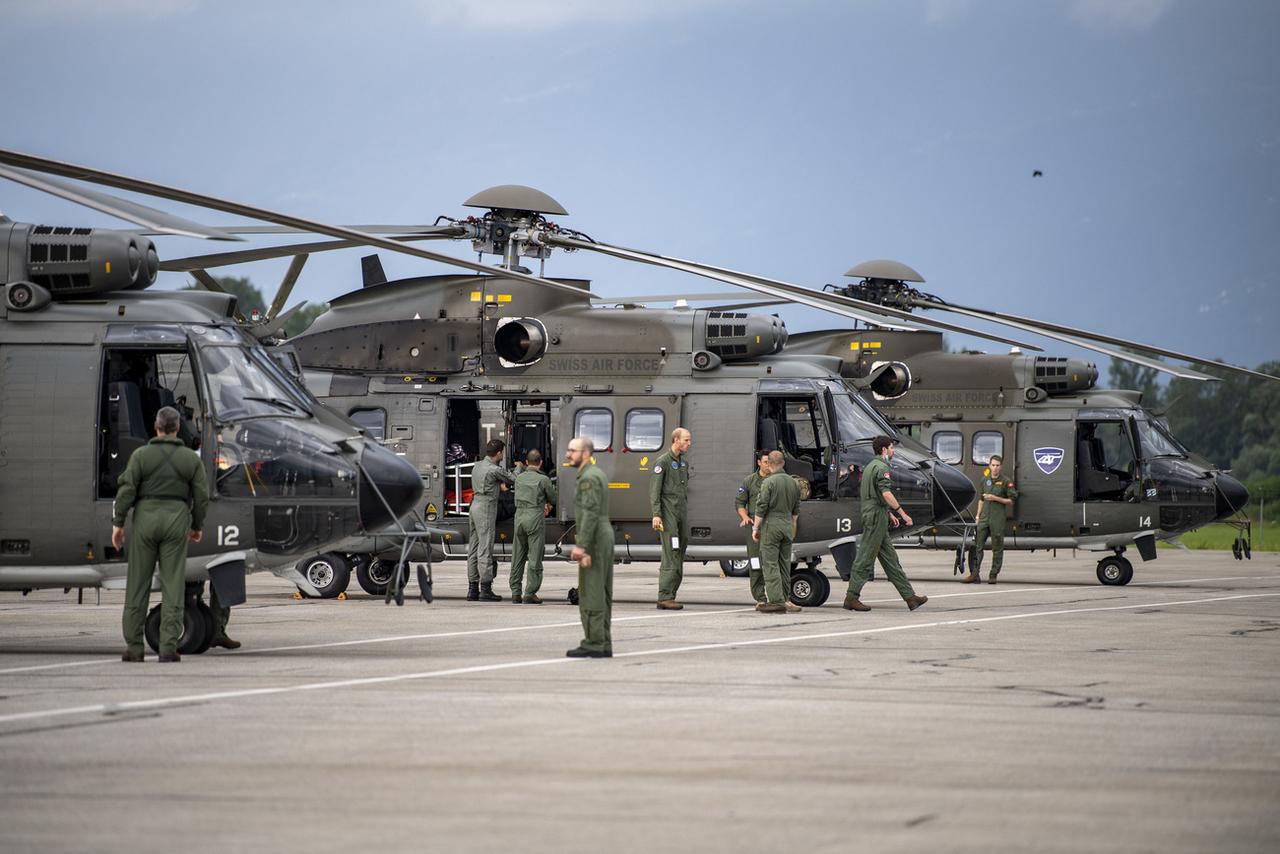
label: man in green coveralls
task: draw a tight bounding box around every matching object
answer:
[467,438,515,602]
[843,436,929,613]
[111,406,209,662]
[735,451,771,605]
[752,450,802,614]
[566,436,614,658]
[651,427,691,610]
[966,454,1018,585]
[510,449,555,604]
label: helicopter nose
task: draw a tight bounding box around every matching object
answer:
[931,461,977,523]
[1214,472,1249,521]
[357,441,424,531]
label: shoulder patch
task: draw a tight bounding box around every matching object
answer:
[737,486,746,493]
[882,472,891,479]
[579,479,593,490]
[1007,482,1014,489]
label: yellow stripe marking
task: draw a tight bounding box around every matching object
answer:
[105,261,111,274]
[608,483,630,489]
[470,291,482,302]
[497,294,512,303]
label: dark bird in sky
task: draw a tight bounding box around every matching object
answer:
[1032,169,1043,177]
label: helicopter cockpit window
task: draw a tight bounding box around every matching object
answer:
[574,408,613,452]
[972,432,1004,466]
[932,431,963,465]
[826,384,891,445]
[1076,421,1138,501]
[625,408,664,452]
[757,395,832,499]
[1135,418,1186,459]
[349,407,387,441]
[216,420,357,499]
[198,344,309,421]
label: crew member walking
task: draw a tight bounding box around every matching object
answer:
[843,436,928,613]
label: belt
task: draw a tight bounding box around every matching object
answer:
[139,495,191,503]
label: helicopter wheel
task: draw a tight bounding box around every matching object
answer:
[144,602,210,655]
[357,557,398,596]
[296,553,352,599]
[719,559,751,578]
[1096,556,1134,586]
[790,566,830,607]
[194,600,217,654]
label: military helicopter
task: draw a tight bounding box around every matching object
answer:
[0,156,427,652]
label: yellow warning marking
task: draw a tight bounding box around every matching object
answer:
[470,291,482,302]
[105,262,111,274]
[850,342,859,350]
[639,456,649,467]
[608,482,630,489]
[337,591,347,600]
[864,341,882,349]
[755,335,761,344]
[497,294,512,303]
[426,503,437,515]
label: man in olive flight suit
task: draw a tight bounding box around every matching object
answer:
[651,427,691,610]
[735,451,771,605]
[967,453,1018,585]
[843,436,929,613]
[566,436,614,658]
[752,450,802,614]
[112,406,209,662]
[467,438,515,602]
[510,449,556,604]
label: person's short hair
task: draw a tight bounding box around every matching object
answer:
[767,450,785,468]
[576,436,595,455]
[526,449,543,466]
[757,449,769,460]
[872,435,894,455]
[672,427,690,442]
[155,406,181,435]
[989,454,1003,464]
[484,439,505,458]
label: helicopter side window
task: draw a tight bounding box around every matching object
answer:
[574,408,613,452]
[972,432,1003,466]
[624,408,665,452]
[349,408,387,441]
[932,431,963,465]
[1076,421,1137,501]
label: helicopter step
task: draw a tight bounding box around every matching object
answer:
[143,582,216,655]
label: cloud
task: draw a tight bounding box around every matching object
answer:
[6,0,199,18]
[412,0,753,30]
[1069,0,1174,32]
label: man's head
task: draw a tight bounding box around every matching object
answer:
[989,454,1003,477]
[155,406,181,436]
[484,439,505,461]
[525,449,543,470]
[756,450,770,474]
[671,427,691,456]
[766,450,785,474]
[565,436,593,470]
[872,435,895,458]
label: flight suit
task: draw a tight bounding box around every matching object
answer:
[755,471,800,605]
[466,456,515,585]
[574,461,615,653]
[846,457,917,601]
[510,467,555,599]
[974,474,1018,579]
[649,449,690,601]
[735,470,767,602]
[113,436,209,656]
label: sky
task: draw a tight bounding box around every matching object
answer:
[3,0,1278,377]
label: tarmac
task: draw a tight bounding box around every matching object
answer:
[1,548,1277,854]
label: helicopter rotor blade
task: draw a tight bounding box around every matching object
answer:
[189,269,247,323]
[589,292,787,305]
[0,164,242,241]
[546,234,1043,348]
[920,299,1277,383]
[915,299,1218,381]
[0,148,593,298]
[159,229,466,272]
[267,255,309,322]
[249,301,309,340]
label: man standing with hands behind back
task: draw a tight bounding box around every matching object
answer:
[566,437,614,658]
[650,427,691,610]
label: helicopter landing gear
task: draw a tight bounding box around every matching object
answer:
[719,558,751,578]
[296,552,352,599]
[789,559,831,607]
[357,557,400,596]
[1096,551,1134,586]
[144,583,216,655]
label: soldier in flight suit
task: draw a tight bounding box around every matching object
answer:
[735,451,771,605]
[843,436,929,613]
[112,406,209,662]
[510,449,555,604]
[566,437,614,658]
[467,438,515,601]
[967,454,1018,584]
[650,427,691,610]
[752,450,802,614]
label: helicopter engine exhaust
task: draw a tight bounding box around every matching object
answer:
[857,360,912,399]
[3,222,158,298]
[494,317,548,365]
[698,310,787,362]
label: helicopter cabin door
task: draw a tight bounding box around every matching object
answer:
[557,395,681,523]
[756,386,837,501]
[684,393,758,540]
[1072,416,1143,538]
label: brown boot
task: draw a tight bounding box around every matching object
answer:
[783,601,803,613]
[158,651,181,663]
[656,600,684,610]
[842,595,871,612]
[905,595,929,611]
[757,603,786,614]
[523,594,543,605]
[960,572,980,584]
[213,635,241,650]
[121,649,144,662]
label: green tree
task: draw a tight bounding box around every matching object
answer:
[1107,354,1164,409]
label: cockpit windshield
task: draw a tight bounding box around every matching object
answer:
[1135,416,1187,459]
[827,382,898,445]
[198,342,312,421]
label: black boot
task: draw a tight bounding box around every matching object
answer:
[479,583,502,602]
[466,581,480,601]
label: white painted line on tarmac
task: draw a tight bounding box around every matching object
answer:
[0,574,1272,675]
[1,590,1275,727]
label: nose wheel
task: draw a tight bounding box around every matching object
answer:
[1096,554,1134,586]
[789,562,831,607]
[144,585,216,654]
